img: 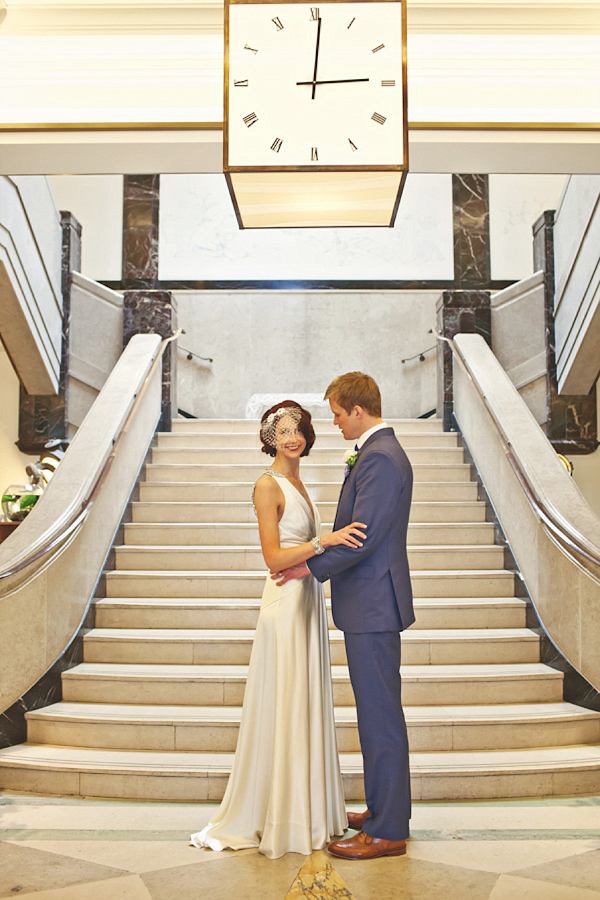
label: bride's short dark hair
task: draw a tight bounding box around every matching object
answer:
[259,401,316,458]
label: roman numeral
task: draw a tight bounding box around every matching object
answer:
[381,80,395,87]
[272,16,284,30]
[372,44,385,53]
[310,7,320,20]
[244,44,258,54]
[243,112,259,127]
[311,147,318,161]
[348,138,358,151]
[371,112,386,125]
[347,17,355,28]
[271,137,283,153]
[234,79,249,87]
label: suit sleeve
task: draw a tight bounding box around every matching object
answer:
[307,450,406,582]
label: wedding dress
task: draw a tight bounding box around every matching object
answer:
[190,470,347,859]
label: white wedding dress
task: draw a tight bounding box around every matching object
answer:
[190,471,347,859]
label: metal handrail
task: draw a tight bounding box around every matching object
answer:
[0,330,179,582]
[433,328,600,577]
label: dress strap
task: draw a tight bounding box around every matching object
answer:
[252,469,286,517]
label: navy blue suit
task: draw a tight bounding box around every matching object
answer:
[307,427,413,840]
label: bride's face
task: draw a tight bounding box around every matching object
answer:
[274,415,306,458]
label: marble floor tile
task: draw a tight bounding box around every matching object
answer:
[0,842,128,899]
[285,850,354,899]
[140,851,305,900]
[407,839,600,874]
[514,848,600,893]
[332,855,498,900]
[9,840,217,874]
[489,873,600,900]
[14,874,154,900]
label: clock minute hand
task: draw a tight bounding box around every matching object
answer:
[297,78,370,86]
[311,15,322,100]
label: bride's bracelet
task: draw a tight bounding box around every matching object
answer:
[311,536,325,555]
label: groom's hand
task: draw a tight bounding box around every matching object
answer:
[271,562,310,585]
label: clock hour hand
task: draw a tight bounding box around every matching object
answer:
[296,78,370,86]
[311,15,322,100]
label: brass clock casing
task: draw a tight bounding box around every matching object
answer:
[224,0,408,228]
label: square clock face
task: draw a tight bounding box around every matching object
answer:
[226,1,406,169]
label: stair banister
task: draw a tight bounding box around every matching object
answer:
[0,332,173,715]
[449,332,600,690]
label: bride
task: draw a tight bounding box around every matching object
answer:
[190,401,367,859]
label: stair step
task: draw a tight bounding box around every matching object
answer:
[94,596,527,631]
[113,544,506,572]
[123,522,496,547]
[104,569,516,599]
[131,500,488,524]
[82,627,540,666]
[1,743,599,801]
[137,481,480,502]
[171,418,444,434]
[157,431,459,449]
[145,463,473,483]
[62,662,565,707]
[26,701,600,753]
[150,447,466,466]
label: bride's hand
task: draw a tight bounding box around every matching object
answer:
[322,522,367,549]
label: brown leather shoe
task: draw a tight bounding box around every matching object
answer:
[328,831,407,860]
[346,809,372,830]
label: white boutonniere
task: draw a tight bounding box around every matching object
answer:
[343,448,360,479]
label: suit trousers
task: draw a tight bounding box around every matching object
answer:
[344,630,411,841]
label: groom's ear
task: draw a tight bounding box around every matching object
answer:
[353,405,364,420]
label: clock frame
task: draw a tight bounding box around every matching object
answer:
[224,0,408,228]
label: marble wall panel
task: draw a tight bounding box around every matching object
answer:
[122,174,160,287]
[436,290,491,430]
[123,290,177,429]
[175,290,439,420]
[452,174,490,288]
[17,211,82,454]
[158,174,454,282]
[533,211,597,454]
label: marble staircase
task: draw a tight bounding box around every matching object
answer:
[1,418,600,801]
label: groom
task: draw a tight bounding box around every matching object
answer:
[277,372,414,860]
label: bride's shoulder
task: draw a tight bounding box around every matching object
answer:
[253,471,284,501]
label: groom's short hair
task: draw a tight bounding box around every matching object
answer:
[325,372,382,417]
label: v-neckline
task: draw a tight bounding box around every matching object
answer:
[267,469,316,525]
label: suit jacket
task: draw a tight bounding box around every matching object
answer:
[307,427,414,634]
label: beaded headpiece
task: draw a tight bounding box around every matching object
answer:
[260,405,302,449]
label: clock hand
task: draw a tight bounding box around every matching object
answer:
[296,78,370,86]
[310,15,322,100]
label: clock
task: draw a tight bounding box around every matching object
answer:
[224,0,408,228]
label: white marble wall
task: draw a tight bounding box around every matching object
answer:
[0,175,63,394]
[0,347,37,490]
[553,175,600,394]
[176,290,439,419]
[490,271,547,425]
[68,272,124,435]
[47,176,124,283]
[489,174,566,281]
[159,174,454,281]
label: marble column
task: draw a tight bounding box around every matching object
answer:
[123,291,177,430]
[533,211,597,454]
[452,174,491,289]
[122,174,160,288]
[436,290,491,431]
[17,212,82,454]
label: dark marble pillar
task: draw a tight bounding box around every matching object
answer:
[123,291,177,430]
[436,290,491,431]
[452,174,491,288]
[122,174,160,288]
[533,211,597,454]
[17,212,82,454]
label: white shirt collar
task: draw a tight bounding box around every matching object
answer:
[356,421,388,450]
